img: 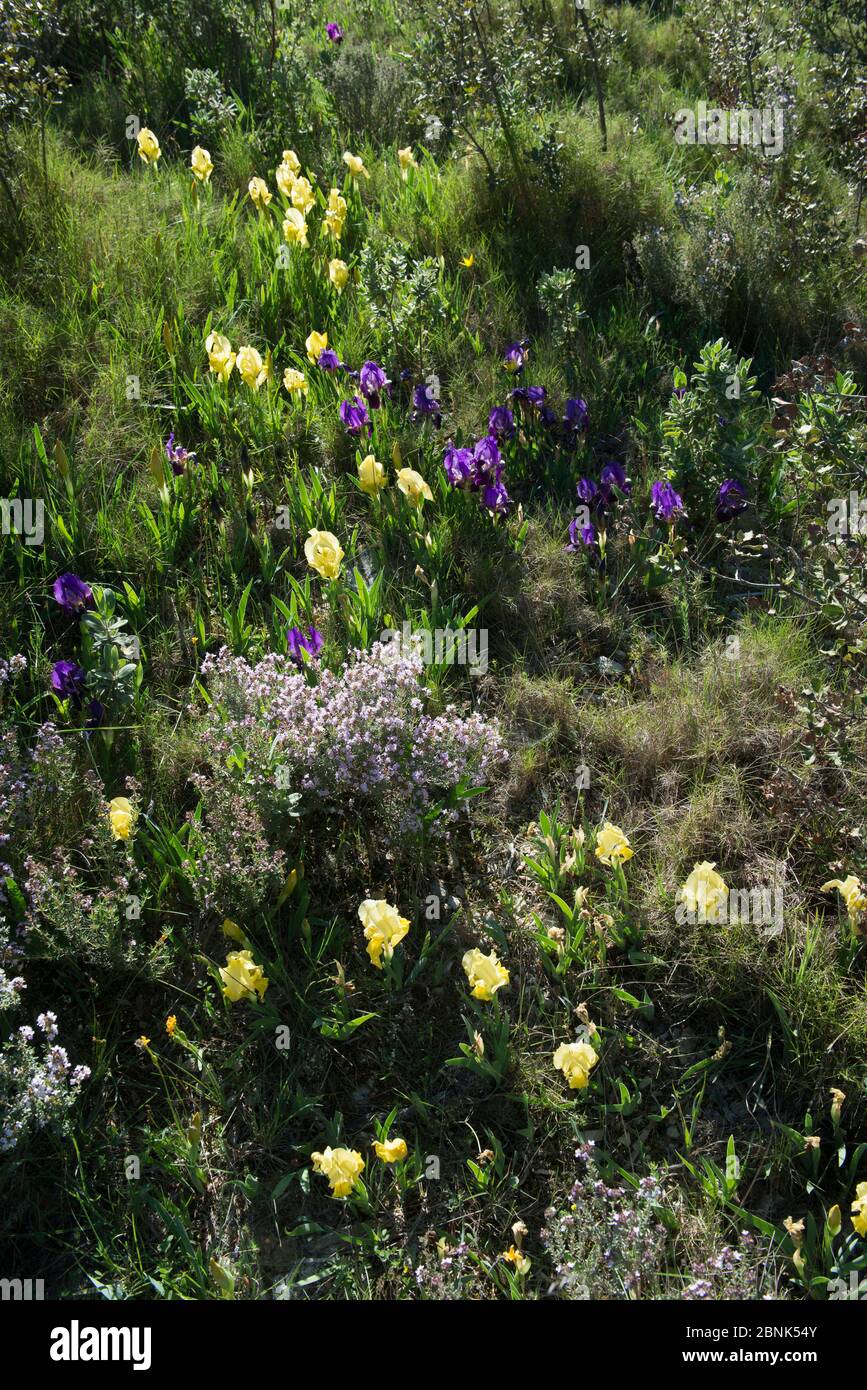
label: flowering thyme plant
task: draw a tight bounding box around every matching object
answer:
[197,639,507,840]
[0,1007,90,1154]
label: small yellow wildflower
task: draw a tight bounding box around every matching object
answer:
[462,948,509,1001]
[235,344,268,389]
[190,146,213,183]
[678,861,728,921]
[358,899,409,969]
[291,176,315,215]
[108,796,136,841]
[852,1182,867,1238]
[282,207,309,246]
[304,528,344,580]
[372,1137,408,1164]
[283,367,308,395]
[248,176,272,211]
[357,453,386,496]
[275,159,297,198]
[594,821,633,866]
[219,950,268,1003]
[397,146,417,180]
[311,1146,365,1198]
[821,874,867,928]
[305,329,328,363]
[784,1215,805,1246]
[503,1246,531,1275]
[205,331,236,382]
[396,467,433,507]
[328,258,349,291]
[136,128,161,165]
[324,187,347,239]
[553,1040,599,1090]
[343,151,369,180]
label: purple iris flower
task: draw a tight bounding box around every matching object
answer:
[472,435,503,486]
[716,478,748,521]
[165,432,196,475]
[326,22,344,42]
[482,480,511,514]
[540,404,559,430]
[359,360,389,408]
[579,475,624,517]
[510,385,546,409]
[443,444,474,487]
[339,395,371,437]
[317,348,342,372]
[651,480,684,522]
[412,383,442,427]
[287,625,324,666]
[51,660,86,704]
[673,386,687,400]
[86,699,106,729]
[600,461,631,496]
[563,397,589,433]
[503,339,529,374]
[53,573,94,614]
[566,517,598,551]
[488,405,515,440]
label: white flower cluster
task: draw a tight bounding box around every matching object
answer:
[0,1007,90,1153]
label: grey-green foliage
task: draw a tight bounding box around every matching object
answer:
[538,267,586,357]
[359,234,449,349]
[0,0,68,218]
[80,586,142,712]
[183,68,239,144]
[660,337,760,504]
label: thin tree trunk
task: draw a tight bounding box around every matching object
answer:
[267,0,278,91]
[468,5,531,202]
[576,5,607,152]
[0,161,21,228]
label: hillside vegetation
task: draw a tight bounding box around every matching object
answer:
[1,0,866,1300]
